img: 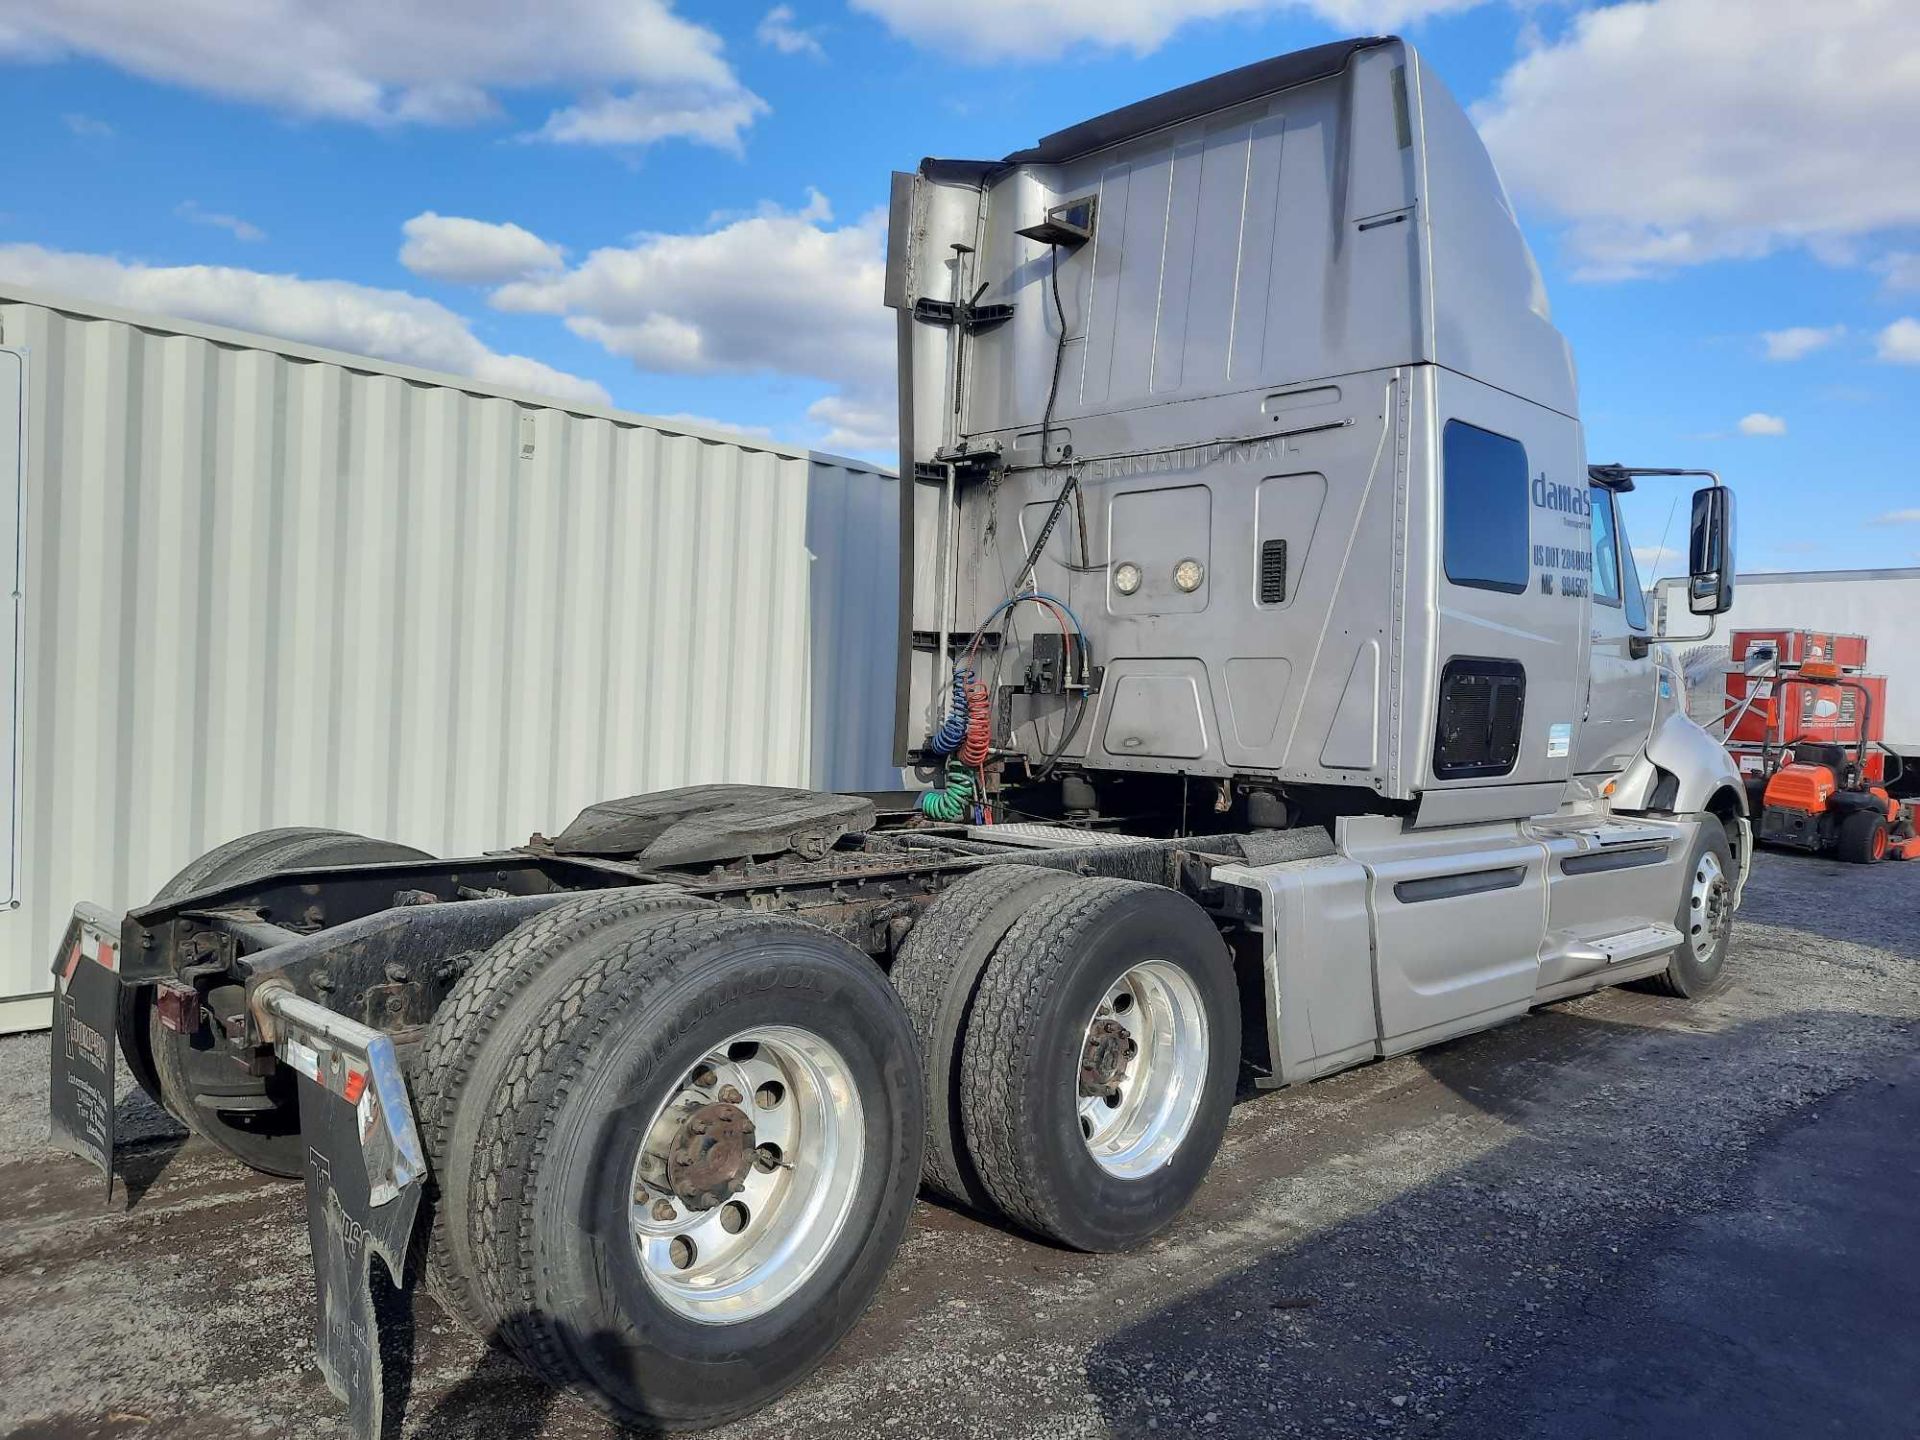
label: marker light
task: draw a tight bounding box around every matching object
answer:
[1113,562,1143,596]
[1173,558,1206,593]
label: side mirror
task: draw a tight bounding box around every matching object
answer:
[1687,485,1736,615]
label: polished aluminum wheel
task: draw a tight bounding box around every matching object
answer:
[1687,848,1732,965]
[1076,961,1210,1180]
[629,1027,864,1324]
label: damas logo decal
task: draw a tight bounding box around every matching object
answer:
[1530,474,1591,518]
[1529,472,1591,597]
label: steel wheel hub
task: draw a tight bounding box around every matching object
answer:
[630,1027,864,1324]
[664,1101,757,1211]
[1076,961,1210,1180]
[1688,849,1732,965]
[1080,1017,1138,1098]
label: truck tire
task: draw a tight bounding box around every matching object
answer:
[411,885,715,1335]
[143,827,431,1177]
[466,908,923,1431]
[957,876,1238,1252]
[1835,809,1889,864]
[1641,821,1736,998]
[123,826,388,1110]
[889,862,1077,1213]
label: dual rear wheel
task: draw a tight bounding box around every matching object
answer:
[893,868,1241,1252]
[427,866,1239,1426]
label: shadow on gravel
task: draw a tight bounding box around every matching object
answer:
[111,1130,187,1210]
[402,1325,576,1440]
[104,1080,191,1209]
[385,1303,668,1440]
[1083,1006,1920,1439]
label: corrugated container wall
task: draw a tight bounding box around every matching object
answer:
[0,294,901,1031]
[1719,568,1920,754]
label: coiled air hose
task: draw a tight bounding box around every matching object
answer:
[930,668,975,754]
[922,668,993,820]
[918,760,977,821]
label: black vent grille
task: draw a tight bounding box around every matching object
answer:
[1434,656,1526,779]
[1259,539,1288,604]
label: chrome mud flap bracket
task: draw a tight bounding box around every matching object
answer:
[47,903,124,1195]
[1733,815,1754,907]
[261,989,427,1440]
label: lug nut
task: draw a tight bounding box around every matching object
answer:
[718,1084,743,1105]
[651,1199,676,1222]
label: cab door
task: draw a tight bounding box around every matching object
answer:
[1427,370,1588,801]
[1574,486,1656,776]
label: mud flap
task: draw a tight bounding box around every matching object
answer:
[47,904,123,1195]
[268,992,427,1440]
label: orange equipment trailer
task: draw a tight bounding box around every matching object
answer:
[1723,632,1917,863]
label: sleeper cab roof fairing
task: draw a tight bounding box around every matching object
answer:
[918,36,1394,182]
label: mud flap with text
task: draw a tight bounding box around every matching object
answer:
[48,904,123,1195]
[276,994,426,1440]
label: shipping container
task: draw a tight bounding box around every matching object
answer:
[0,286,900,1031]
[1717,568,1920,762]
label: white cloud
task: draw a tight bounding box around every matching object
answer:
[61,111,112,139]
[490,190,895,449]
[848,0,1483,61]
[1873,509,1920,526]
[1476,0,1920,278]
[1633,544,1681,573]
[1877,253,1920,294]
[651,412,776,440]
[534,90,767,153]
[806,394,896,455]
[758,5,826,58]
[1877,318,1920,364]
[401,212,564,285]
[1760,324,1843,362]
[1736,412,1787,437]
[0,0,763,152]
[0,243,609,406]
[175,200,265,243]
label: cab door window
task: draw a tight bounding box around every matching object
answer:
[1442,420,1530,594]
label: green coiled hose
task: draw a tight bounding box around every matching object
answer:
[918,760,976,821]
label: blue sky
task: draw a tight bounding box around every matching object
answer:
[1,0,1916,576]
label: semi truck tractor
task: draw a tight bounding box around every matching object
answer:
[48,34,1750,1439]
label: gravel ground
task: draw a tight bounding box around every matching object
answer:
[1,850,1916,1439]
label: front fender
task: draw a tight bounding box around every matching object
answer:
[1613,713,1746,817]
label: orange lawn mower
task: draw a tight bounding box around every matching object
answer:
[1729,652,1919,864]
